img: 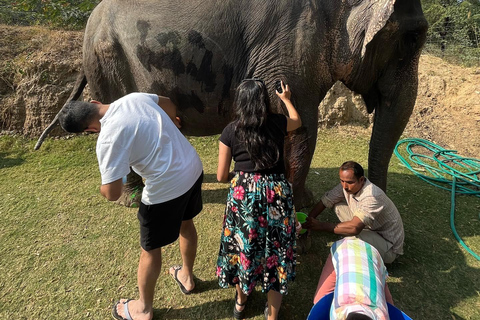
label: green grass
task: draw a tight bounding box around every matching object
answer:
[0,129,479,319]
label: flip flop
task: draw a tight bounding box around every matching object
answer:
[169,265,193,295]
[112,299,133,320]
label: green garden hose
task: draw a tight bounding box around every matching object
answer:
[394,138,480,261]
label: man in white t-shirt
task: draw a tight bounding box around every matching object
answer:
[59,93,203,320]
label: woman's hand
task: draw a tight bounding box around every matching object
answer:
[275,80,291,101]
[277,80,302,131]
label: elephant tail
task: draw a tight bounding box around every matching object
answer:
[34,71,87,150]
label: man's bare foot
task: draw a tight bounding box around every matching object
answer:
[112,299,153,320]
[169,265,195,294]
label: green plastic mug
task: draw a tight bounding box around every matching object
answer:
[296,212,308,234]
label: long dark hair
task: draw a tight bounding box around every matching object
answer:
[234,79,279,170]
[346,312,373,320]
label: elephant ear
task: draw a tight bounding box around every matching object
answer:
[347,0,395,57]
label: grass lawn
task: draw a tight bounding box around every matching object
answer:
[0,129,479,320]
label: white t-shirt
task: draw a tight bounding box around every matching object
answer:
[96,93,203,205]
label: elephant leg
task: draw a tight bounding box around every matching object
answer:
[284,124,316,209]
[365,65,420,192]
[85,37,144,207]
[115,172,144,208]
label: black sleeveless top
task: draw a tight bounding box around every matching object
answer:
[219,114,287,174]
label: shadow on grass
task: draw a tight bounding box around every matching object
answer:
[153,298,232,319]
[298,167,479,320]
[0,152,25,168]
[386,201,479,320]
[117,166,479,320]
[203,173,219,184]
[193,278,221,294]
[202,173,229,205]
[202,187,229,205]
[153,290,289,319]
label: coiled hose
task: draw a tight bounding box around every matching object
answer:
[394,138,480,261]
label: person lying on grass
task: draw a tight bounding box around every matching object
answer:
[313,237,394,320]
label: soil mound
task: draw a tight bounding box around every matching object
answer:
[319,54,480,158]
[0,25,83,137]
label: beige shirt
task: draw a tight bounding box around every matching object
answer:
[321,179,404,255]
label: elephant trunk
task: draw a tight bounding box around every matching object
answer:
[34,72,87,150]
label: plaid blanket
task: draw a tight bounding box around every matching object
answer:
[330,238,390,320]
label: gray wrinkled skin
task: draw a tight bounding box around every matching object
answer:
[37,0,428,208]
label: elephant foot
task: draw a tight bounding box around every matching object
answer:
[293,187,315,210]
[115,186,142,208]
[296,233,312,254]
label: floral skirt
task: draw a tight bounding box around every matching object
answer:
[216,171,296,295]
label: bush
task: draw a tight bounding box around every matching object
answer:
[1,0,100,29]
[422,0,480,67]
[1,0,478,66]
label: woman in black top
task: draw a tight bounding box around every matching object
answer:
[216,79,302,320]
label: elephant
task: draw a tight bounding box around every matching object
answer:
[35,0,428,208]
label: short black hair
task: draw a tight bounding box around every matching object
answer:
[346,312,373,320]
[340,161,364,180]
[58,100,98,133]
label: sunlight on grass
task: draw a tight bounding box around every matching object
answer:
[0,131,478,320]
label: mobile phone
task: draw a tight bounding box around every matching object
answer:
[275,80,283,93]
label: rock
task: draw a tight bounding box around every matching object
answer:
[318,81,373,128]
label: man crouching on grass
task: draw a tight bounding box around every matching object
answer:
[58,92,203,320]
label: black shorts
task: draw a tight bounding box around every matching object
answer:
[137,172,203,251]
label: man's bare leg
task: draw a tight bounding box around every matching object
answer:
[169,219,197,292]
[115,247,162,320]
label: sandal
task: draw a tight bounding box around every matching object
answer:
[233,290,247,319]
[111,299,133,320]
[169,265,193,295]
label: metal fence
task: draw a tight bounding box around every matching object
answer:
[423,17,480,67]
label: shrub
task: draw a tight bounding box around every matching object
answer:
[1,0,100,29]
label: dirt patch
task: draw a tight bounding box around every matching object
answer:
[1,25,479,158]
[0,25,84,137]
[405,55,480,158]
[319,54,480,158]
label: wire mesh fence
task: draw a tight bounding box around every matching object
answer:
[423,16,480,67]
